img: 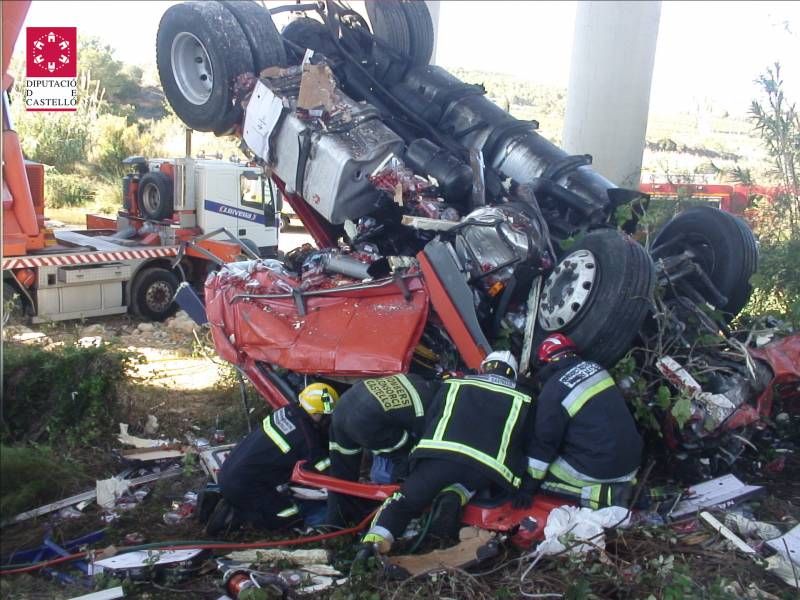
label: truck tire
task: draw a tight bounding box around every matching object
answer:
[157,1,254,133]
[132,267,180,321]
[398,1,434,66]
[220,1,286,73]
[651,206,758,319]
[282,17,342,64]
[537,229,656,368]
[137,172,174,221]
[366,0,411,84]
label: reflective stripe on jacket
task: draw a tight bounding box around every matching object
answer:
[526,357,642,482]
[412,377,532,490]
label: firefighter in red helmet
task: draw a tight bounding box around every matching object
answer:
[515,333,643,509]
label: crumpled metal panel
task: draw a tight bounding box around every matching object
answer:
[205,263,429,377]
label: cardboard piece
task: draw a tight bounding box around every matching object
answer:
[121,445,185,462]
[297,64,336,112]
[386,527,499,577]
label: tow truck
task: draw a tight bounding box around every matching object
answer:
[1,1,281,324]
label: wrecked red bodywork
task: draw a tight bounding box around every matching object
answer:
[206,262,429,385]
[290,461,571,549]
[749,334,800,413]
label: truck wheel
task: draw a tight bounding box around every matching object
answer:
[157,1,254,133]
[366,0,411,84]
[282,17,342,64]
[537,229,656,368]
[132,268,180,321]
[398,1,434,66]
[138,172,174,221]
[651,206,758,319]
[220,1,286,73]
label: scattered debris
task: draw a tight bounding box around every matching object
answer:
[95,477,131,509]
[117,423,175,448]
[121,445,186,462]
[143,414,159,435]
[700,511,757,555]
[386,527,500,578]
[3,465,181,525]
[766,524,800,567]
[89,548,206,576]
[669,474,764,518]
[227,548,330,566]
[67,586,125,600]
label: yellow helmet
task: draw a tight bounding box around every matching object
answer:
[298,383,339,415]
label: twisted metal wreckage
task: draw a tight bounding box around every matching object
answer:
[156,0,800,545]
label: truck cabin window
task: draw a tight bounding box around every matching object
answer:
[240,172,266,211]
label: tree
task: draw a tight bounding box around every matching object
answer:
[743,63,800,325]
[78,36,144,116]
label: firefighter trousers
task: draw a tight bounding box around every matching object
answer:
[367,458,495,543]
[540,471,634,509]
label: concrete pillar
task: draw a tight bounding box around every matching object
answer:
[562,1,661,188]
[425,0,441,65]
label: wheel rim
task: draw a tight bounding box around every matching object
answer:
[170,32,213,105]
[141,183,161,216]
[538,249,597,331]
[145,281,173,314]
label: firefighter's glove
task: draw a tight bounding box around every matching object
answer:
[351,534,388,574]
[511,477,540,509]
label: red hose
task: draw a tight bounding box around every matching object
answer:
[0,509,377,576]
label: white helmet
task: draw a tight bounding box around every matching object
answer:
[481,350,519,380]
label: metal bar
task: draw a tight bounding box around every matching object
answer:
[230,274,419,303]
[520,276,542,374]
[4,467,181,526]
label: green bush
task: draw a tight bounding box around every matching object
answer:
[0,445,89,520]
[44,171,96,208]
[87,115,159,182]
[1,342,137,447]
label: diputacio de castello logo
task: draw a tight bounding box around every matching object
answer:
[25,26,78,111]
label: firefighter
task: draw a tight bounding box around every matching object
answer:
[518,333,643,509]
[205,383,338,535]
[357,351,533,556]
[326,373,441,525]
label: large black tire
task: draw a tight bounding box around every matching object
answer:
[537,229,656,368]
[131,267,180,321]
[137,172,174,221]
[651,206,758,318]
[281,17,342,64]
[398,1,434,66]
[221,1,286,73]
[365,0,411,84]
[157,1,254,133]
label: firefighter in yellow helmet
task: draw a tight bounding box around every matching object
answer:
[205,383,338,535]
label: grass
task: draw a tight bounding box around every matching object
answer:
[0,445,92,522]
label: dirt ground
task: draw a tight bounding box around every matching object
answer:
[1,313,799,599]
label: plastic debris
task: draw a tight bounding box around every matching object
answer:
[535,505,631,556]
[724,513,783,541]
[227,548,330,566]
[96,477,130,509]
[669,474,763,518]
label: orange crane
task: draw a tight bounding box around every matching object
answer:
[2,1,46,257]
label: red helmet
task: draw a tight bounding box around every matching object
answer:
[537,334,578,363]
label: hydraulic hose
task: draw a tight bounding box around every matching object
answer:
[0,509,378,576]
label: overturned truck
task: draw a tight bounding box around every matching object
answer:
[157,1,781,490]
